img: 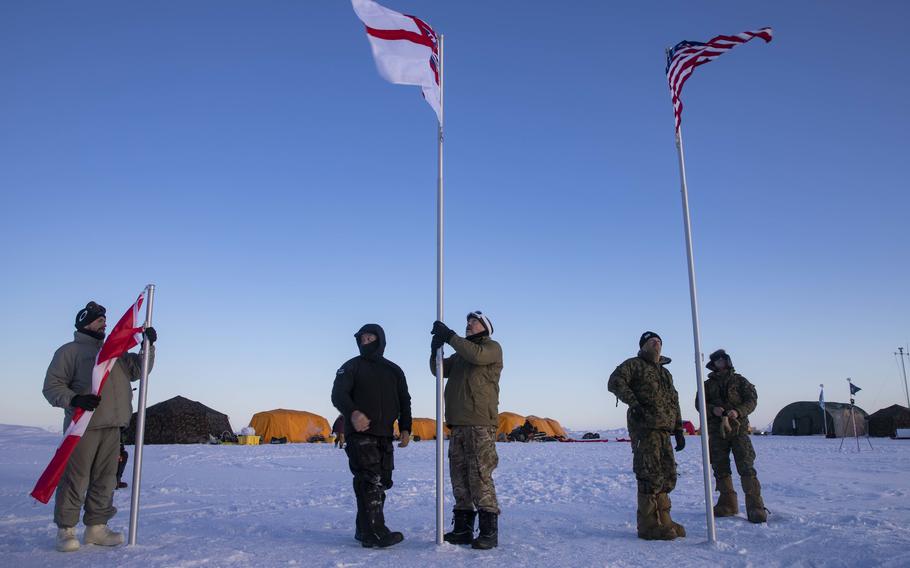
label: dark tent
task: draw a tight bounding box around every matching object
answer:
[868,404,910,437]
[124,395,233,444]
[771,401,868,437]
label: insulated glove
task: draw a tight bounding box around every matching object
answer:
[71,394,101,411]
[431,334,446,353]
[674,430,686,452]
[143,326,157,344]
[431,320,455,341]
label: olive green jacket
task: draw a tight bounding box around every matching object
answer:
[430,334,503,427]
[697,369,757,436]
[43,331,155,431]
[608,352,682,433]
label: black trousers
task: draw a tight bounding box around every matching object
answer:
[345,434,394,534]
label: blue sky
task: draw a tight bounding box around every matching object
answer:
[2,1,908,432]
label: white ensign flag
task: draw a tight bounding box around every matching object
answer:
[351,0,441,122]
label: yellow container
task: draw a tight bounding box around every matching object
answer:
[237,435,260,445]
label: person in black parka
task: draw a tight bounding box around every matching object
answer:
[331,323,412,548]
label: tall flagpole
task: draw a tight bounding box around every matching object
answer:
[128,284,155,546]
[434,33,445,546]
[820,384,828,437]
[674,125,717,544]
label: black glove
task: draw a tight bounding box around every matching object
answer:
[431,334,445,352]
[144,326,157,344]
[431,320,455,341]
[628,403,643,421]
[674,430,686,452]
[71,394,101,411]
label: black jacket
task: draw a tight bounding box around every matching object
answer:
[331,324,412,438]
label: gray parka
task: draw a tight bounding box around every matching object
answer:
[43,331,155,431]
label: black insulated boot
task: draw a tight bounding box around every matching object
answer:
[471,511,498,549]
[444,509,476,545]
[361,506,404,548]
[361,529,404,548]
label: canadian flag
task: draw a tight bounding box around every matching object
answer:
[31,293,146,504]
[351,0,441,122]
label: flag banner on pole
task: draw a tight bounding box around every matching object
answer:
[351,0,441,122]
[31,293,145,504]
[666,27,773,132]
[819,384,825,409]
[850,383,862,395]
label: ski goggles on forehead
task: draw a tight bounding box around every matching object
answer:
[466,311,493,335]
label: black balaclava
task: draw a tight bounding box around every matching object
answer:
[355,323,387,359]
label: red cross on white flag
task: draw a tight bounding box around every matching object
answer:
[351,0,441,122]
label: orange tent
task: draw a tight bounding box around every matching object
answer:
[526,415,568,439]
[544,417,568,438]
[497,412,526,440]
[249,409,331,443]
[394,418,449,440]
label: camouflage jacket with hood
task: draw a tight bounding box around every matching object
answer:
[608,352,683,433]
[697,369,757,436]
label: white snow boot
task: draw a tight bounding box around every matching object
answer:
[83,524,124,546]
[56,527,80,552]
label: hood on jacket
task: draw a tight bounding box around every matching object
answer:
[355,323,386,359]
[706,349,733,372]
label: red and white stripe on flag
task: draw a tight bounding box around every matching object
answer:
[351,0,441,122]
[666,27,773,132]
[30,293,145,504]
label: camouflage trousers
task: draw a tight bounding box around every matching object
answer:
[629,429,677,495]
[449,426,499,514]
[708,430,757,479]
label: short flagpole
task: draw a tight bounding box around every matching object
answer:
[674,125,717,544]
[128,284,155,546]
[434,33,445,546]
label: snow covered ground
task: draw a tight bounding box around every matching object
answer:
[2,424,909,567]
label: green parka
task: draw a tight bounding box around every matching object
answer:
[697,369,757,436]
[608,352,683,433]
[430,334,503,427]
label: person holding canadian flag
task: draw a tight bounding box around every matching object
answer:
[41,300,156,552]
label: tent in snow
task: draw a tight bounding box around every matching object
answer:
[123,395,233,445]
[681,420,696,435]
[393,418,449,440]
[526,416,568,439]
[497,412,526,441]
[249,409,331,443]
[868,404,910,437]
[771,401,868,437]
[496,412,567,442]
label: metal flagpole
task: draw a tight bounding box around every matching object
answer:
[673,125,717,544]
[848,378,860,452]
[128,284,155,546]
[434,33,445,546]
[820,384,828,437]
[896,347,910,410]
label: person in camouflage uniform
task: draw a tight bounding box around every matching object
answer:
[699,349,767,523]
[608,331,687,541]
[430,311,502,550]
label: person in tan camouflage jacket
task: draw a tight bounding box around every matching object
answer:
[699,349,767,523]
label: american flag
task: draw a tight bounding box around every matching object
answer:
[666,28,773,133]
